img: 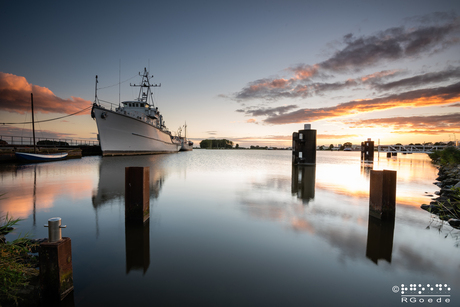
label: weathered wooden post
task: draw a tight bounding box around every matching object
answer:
[361,138,374,162]
[39,217,74,302]
[292,124,316,165]
[125,167,150,223]
[369,170,397,219]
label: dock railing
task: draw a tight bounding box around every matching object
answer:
[0,135,99,147]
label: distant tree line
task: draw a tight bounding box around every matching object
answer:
[200,139,234,149]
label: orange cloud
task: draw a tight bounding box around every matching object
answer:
[360,69,401,82]
[0,72,92,115]
[345,113,460,135]
[264,81,460,124]
[318,134,361,139]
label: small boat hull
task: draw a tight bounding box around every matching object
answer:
[15,152,68,162]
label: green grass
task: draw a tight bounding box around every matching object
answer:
[0,213,39,306]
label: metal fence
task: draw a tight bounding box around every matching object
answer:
[0,135,99,147]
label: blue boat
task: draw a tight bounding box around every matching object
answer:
[15,152,68,162]
[15,93,69,163]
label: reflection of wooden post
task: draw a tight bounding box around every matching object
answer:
[39,237,74,301]
[366,215,395,264]
[125,167,150,223]
[369,170,396,219]
[126,219,150,274]
[291,165,316,203]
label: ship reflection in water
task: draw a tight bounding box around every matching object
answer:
[92,155,169,275]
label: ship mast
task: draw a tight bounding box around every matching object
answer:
[130,67,161,106]
[31,93,36,154]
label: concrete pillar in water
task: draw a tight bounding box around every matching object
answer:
[125,167,150,223]
[386,152,391,158]
[361,138,374,162]
[292,124,316,165]
[369,170,397,220]
[39,218,73,302]
[392,152,397,157]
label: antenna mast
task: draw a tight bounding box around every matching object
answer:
[94,75,98,103]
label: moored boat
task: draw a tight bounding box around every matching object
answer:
[15,152,68,162]
[91,68,181,156]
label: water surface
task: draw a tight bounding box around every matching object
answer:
[1,150,458,306]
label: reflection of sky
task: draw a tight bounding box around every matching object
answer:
[0,158,99,219]
[0,150,459,305]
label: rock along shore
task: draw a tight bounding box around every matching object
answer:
[421,163,460,229]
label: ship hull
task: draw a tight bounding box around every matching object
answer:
[93,105,180,156]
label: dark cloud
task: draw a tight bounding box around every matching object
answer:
[228,13,460,102]
[372,67,460,91]
[263,81,460,124]
[321,16,459,72]
[242,105,298,117]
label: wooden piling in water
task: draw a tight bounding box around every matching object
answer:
[369,170,397,220]
[125,167,150,223]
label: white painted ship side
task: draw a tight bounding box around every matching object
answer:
[93,105,180,156]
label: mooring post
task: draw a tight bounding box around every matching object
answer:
[125,167,150,223]
[361,138,374,162]
[369,170,397,219]
[292,124,316,165]
[39,217,74,302]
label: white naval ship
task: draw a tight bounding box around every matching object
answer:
[91,68,180,156]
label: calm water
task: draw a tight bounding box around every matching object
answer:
[1,150,458,306]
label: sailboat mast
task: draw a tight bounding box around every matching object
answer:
[31,93,36,154]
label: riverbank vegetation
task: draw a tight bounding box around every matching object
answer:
[0,214,39,306]
[428,146,460,166]
[422,147,460,229]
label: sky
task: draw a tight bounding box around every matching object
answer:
[1,0,460,147]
